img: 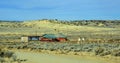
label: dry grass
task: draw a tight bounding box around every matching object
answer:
[0,20,120,43]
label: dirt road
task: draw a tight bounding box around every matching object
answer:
[15,51,116,63]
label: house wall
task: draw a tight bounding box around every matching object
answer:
[28,36,40,41]
[56,38,67,42]
[21,37,28,42]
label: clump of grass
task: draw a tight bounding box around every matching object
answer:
[99,51,111,56]
[0,47,27,63]
[1,42,120,57]
[0,48,16,63]
[111,49,120,56]
[94,47,104,55]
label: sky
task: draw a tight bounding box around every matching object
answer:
[0,0,120,21]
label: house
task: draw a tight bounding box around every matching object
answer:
[21,36,40,42]
[28,36,40,41]
[21,33,67,42]
[40,34,67,42]
[21,37,28,42]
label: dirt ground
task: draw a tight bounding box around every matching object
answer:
[14,50,119,63]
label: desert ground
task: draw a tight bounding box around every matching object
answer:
[0,20,120,63]
[15,50,116,63]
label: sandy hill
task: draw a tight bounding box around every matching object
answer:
[0,20,119,36]
[22,20,114,31]
[0,20,120,42]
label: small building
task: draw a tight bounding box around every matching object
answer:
[21,36,40,42]
[28,36,40,41]
[40,34,67,42]
[21,33,67,42]
[21,37,28,42]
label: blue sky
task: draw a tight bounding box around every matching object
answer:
[0,0,120,21]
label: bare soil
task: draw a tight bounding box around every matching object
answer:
[14,50,119,63]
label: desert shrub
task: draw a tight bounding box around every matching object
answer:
[99,51,111,56]
[94,47,104,55]
[111,49,120,56]
[84,48,93,52]
[71,48,81,52]
[0,49,14,58]
[4,51,14,58]
[0,48,17,63]
[0,47,27,63]
[63,46,74,50]
[1,41,120,57]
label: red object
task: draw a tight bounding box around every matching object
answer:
[40,38,53,42]
[56,38,67,42]
[40,37,67,42]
